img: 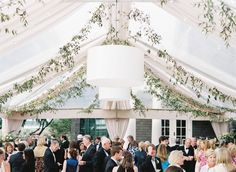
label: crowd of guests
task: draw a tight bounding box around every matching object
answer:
[0,134,235,172]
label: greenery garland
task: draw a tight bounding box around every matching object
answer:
[0,0,28,35]
[0,4,106,111]
[1,2,236,119]
[145,68,228,121]
[2,65,91,116]
[147,48,236,109]
[195,0,236,46]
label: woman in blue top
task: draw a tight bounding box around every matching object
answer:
[62,148,78,172]
[157,144,169,171]
[134,141,147,172]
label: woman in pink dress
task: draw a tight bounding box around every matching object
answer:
[195,140,208,172]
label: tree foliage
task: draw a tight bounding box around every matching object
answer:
[49,119,72,139]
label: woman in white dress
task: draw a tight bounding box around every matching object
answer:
[212,148,235,172]
[200,149,216,172]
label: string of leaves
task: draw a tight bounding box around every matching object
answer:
[0,0,28,35]
[195,0,236,47]
[2,66,92,116]
[131,91,147,116]
[0,4,106,111]
[145,68,228,121]
[146,48,236,109]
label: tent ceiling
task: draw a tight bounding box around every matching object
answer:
[0,1,236,113]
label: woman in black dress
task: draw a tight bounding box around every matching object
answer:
[22,149,35,172]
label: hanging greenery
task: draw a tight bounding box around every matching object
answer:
[146,48,236,109]
[2,65,91,116]
[0,4,106,111]
[1,2,236,120]
[0,0,28,35]
[145,68,228,121]
[195,0,236,46]
[130,91,147,116]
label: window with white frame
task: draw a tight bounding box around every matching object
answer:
[161,119,170,137]
[176,120,186,144]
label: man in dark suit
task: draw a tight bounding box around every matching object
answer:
[9,143,25,172]
[93,137,111,172]
[105,146,123,172]
[178,138,195,172]
[79,135,96,172]
[94,136,102,151]
[141,144,163,172]
[60,135,69,149]
[44,140,60,172]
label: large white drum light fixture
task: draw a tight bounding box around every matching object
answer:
[99,87,130,101]
[87,45,144,87]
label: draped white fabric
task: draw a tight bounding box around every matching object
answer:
[1,118,24,137]
[211,122,229,139]
[105,118,129,140]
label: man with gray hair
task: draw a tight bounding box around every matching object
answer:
[93,136,111,172]
[44,140,60,172]
[79,135,96,172]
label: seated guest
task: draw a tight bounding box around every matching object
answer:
[168,150,185,171]
[105,146,123,172]
[62,149,78,172]
[200,149,216,172]
[141,144,163,172]
[112,151,138,172]
[0,149,10,172]
[22,149,35,172]
[9,143,25,172]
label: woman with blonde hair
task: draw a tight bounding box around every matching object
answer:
[200,149,216,172]
[208,139,216,150]
[134,141,146,172]
[157,144,169,171]
[195,140,208,172]
[229,145,236,165]
[34,136,47,172]
[213,148,235,172]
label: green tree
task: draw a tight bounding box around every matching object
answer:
[49,119,72,139]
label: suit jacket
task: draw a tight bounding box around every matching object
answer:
[105,158,118,172]
[61,140,69,150]
[95,142,102,151]
[44,148,59,172]
[93,147,110,172]
[134,150,147,172]
[79,144,96,172]
[141,155,163,172]
[55,148,65,170]
[177,146,195,172]
[9,151,25,172]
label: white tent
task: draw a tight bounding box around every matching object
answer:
[0,0,235,139]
